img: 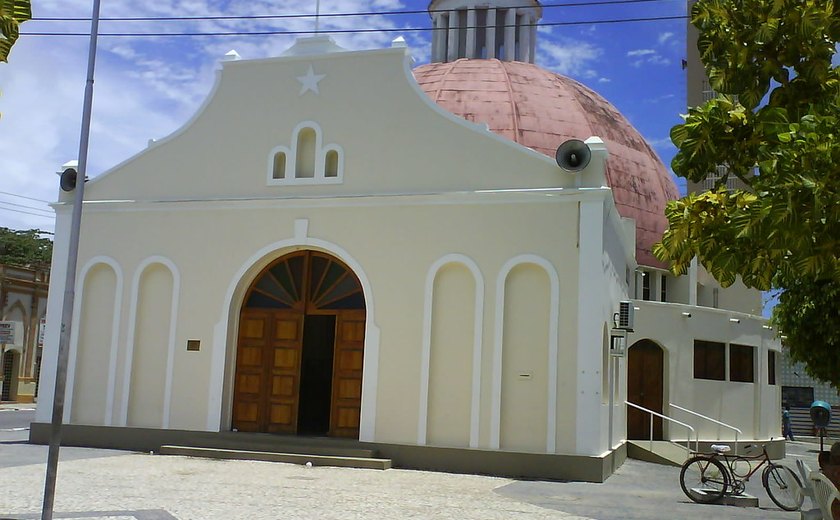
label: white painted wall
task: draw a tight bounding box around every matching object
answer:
[632,300,781,441]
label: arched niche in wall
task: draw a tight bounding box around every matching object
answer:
[418,254,484,449]
[68,259,121,426]
[122,258,179,429]
[491,254,560,454]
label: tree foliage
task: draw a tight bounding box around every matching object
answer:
[655,0,840,387]
[772,279,840,389]
[0,227,52,268]
[0,0,31,62]
[653,0,840,289]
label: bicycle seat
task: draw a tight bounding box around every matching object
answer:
[711,444,731,453]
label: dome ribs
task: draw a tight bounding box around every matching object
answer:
[497,60,522,143]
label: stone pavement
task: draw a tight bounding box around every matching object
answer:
[0,406,820,520]
[0,443,817,520]
[0,451,593,520]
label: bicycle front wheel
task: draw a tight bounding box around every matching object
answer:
[762,463,803,511]
[680,455,729,504]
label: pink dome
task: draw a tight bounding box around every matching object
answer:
[413,59,679,269]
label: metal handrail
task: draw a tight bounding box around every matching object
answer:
[669,402,743,453]
[625,400,699,455]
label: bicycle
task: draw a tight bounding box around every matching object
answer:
[679,443,804,511]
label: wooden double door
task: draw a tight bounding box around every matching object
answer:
[232,251,366,438]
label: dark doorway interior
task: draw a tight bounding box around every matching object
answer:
[297,315,336,435]
[1,351,14,401]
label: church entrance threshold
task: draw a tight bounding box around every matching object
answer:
[232,251,366,438]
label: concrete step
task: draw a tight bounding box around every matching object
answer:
[158,445,392,470]
[627,440,689,467]
[181,435,378,459]
[687,488,759,507]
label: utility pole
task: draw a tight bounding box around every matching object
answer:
[41,1,101,518]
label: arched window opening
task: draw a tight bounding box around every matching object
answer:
[272,152,287,179]
[295,128,317,179]
[325,150,339,178]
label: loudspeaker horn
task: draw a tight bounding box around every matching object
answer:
[555,139,591,172]
[60,168,78,192]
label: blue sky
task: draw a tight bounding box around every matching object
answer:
[0,0,690,233]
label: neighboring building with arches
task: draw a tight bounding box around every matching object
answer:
[34,0,781,482]
[0,264,49,403]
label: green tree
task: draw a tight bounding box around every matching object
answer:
[772,280,840,388]
[0,0,31,62]
[0,227,52,268]
[654,0,840,387]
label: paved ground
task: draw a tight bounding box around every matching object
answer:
[0,406,35,431]
[0,405,826,520]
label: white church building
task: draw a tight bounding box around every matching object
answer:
[33,0,782,482]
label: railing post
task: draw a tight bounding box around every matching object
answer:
[625,401,696,458]
[649,416,653,452]
[686,426,691,454]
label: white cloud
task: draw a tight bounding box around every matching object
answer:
[598,77,611,83]
[537,39,602,77]
[658,32,674,45]
[645,94,676,103]
[648,55,671,66]
[627,49,656,57]
[646,136,676,149]
[629,49,671,68]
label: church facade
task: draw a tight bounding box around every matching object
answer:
[33,0,782,481]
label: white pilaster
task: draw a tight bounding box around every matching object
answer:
[504,8,517,62]
[34,207,72,424]
[486,8,497,59]
[688,257,698,305]
[576,198,606,456]
[466,8,477,58]
[433,13,446,63]
[529,23,537,64]
[519,14,531,63]
[447,10,461,62]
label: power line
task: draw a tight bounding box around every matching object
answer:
[0,190,51,204]
[0,205,54,219]
[21,15,688,37]
[0,200,53,215]
[30,0,683,22]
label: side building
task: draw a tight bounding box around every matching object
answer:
[0,264,49,403]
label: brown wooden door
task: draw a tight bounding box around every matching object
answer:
[232,309,303,433]
[265,311,305,433]
[330,310,366,438]
[627,340,664,440]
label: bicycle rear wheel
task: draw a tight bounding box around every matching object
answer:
[680,455,729,504]
[762,463,803,511]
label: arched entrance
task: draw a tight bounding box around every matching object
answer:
[626,339,664,440]
[232,250,366,438]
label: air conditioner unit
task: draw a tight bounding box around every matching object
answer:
[617,301,634,332]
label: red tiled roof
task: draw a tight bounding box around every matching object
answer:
[413,59,679,269]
